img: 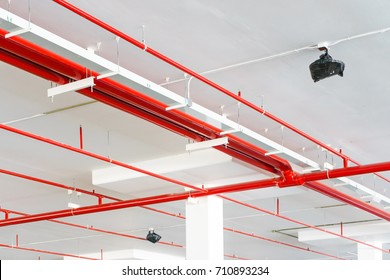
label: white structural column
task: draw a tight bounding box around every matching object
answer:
[185,195,224,260]
[357,242,383,260]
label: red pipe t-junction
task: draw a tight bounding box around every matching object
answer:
[0,243,99,260]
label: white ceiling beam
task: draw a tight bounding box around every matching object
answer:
[186,137,228,152]
[92,149,232,185]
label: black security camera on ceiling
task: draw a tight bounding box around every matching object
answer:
[309,49,345,82]
[146,228,161,243]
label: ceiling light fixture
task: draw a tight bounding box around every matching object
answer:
[309,48,345,82]
[146,228,161,244]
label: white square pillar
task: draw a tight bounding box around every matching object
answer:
[185,195,224,260]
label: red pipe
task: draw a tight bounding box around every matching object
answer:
[224,254,250,260]
[297,161,390,183]
[0,243,98,260]
[0,167,185,220]
[220,195,390,254]
[142,206,185,220]
[4,164,389,253]
[0,124,205,192]
[4,207,339,259]
[0,178,279,227]
[349,158,390,184]
[224,227,345,260]
[0,168,119,202]
[340,149,348,168]
[2,166,386,257]
[1,166,389,228]
[4,208,183,248]
[51,219,184,248]
[0,50,67,84]
[79,125,83,150]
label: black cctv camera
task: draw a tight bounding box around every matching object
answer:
[146,228,161,243]
[309,50,345,82]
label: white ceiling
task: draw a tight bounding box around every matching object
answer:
[0,0,389,260]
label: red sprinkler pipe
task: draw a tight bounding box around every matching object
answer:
[220,195,390,254]
[224,254,250,260]
[0,124,205,192]
[0,167,188,220]
[0,243,99,260]
[3,165,389,253]
[1,165,390,228]
[0,177,279,227]
[349,158,390,184]
[4,207,338,259]
[0,50,67,84]
[297,161,390,183]
[79,125,83,150]
[224,227,345,260]
[50,219,184,248]
[0,168,120,202]
[0,170,310,254]
[4,208,183,248]
[0,209,9,219]
[0,167,183,218]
